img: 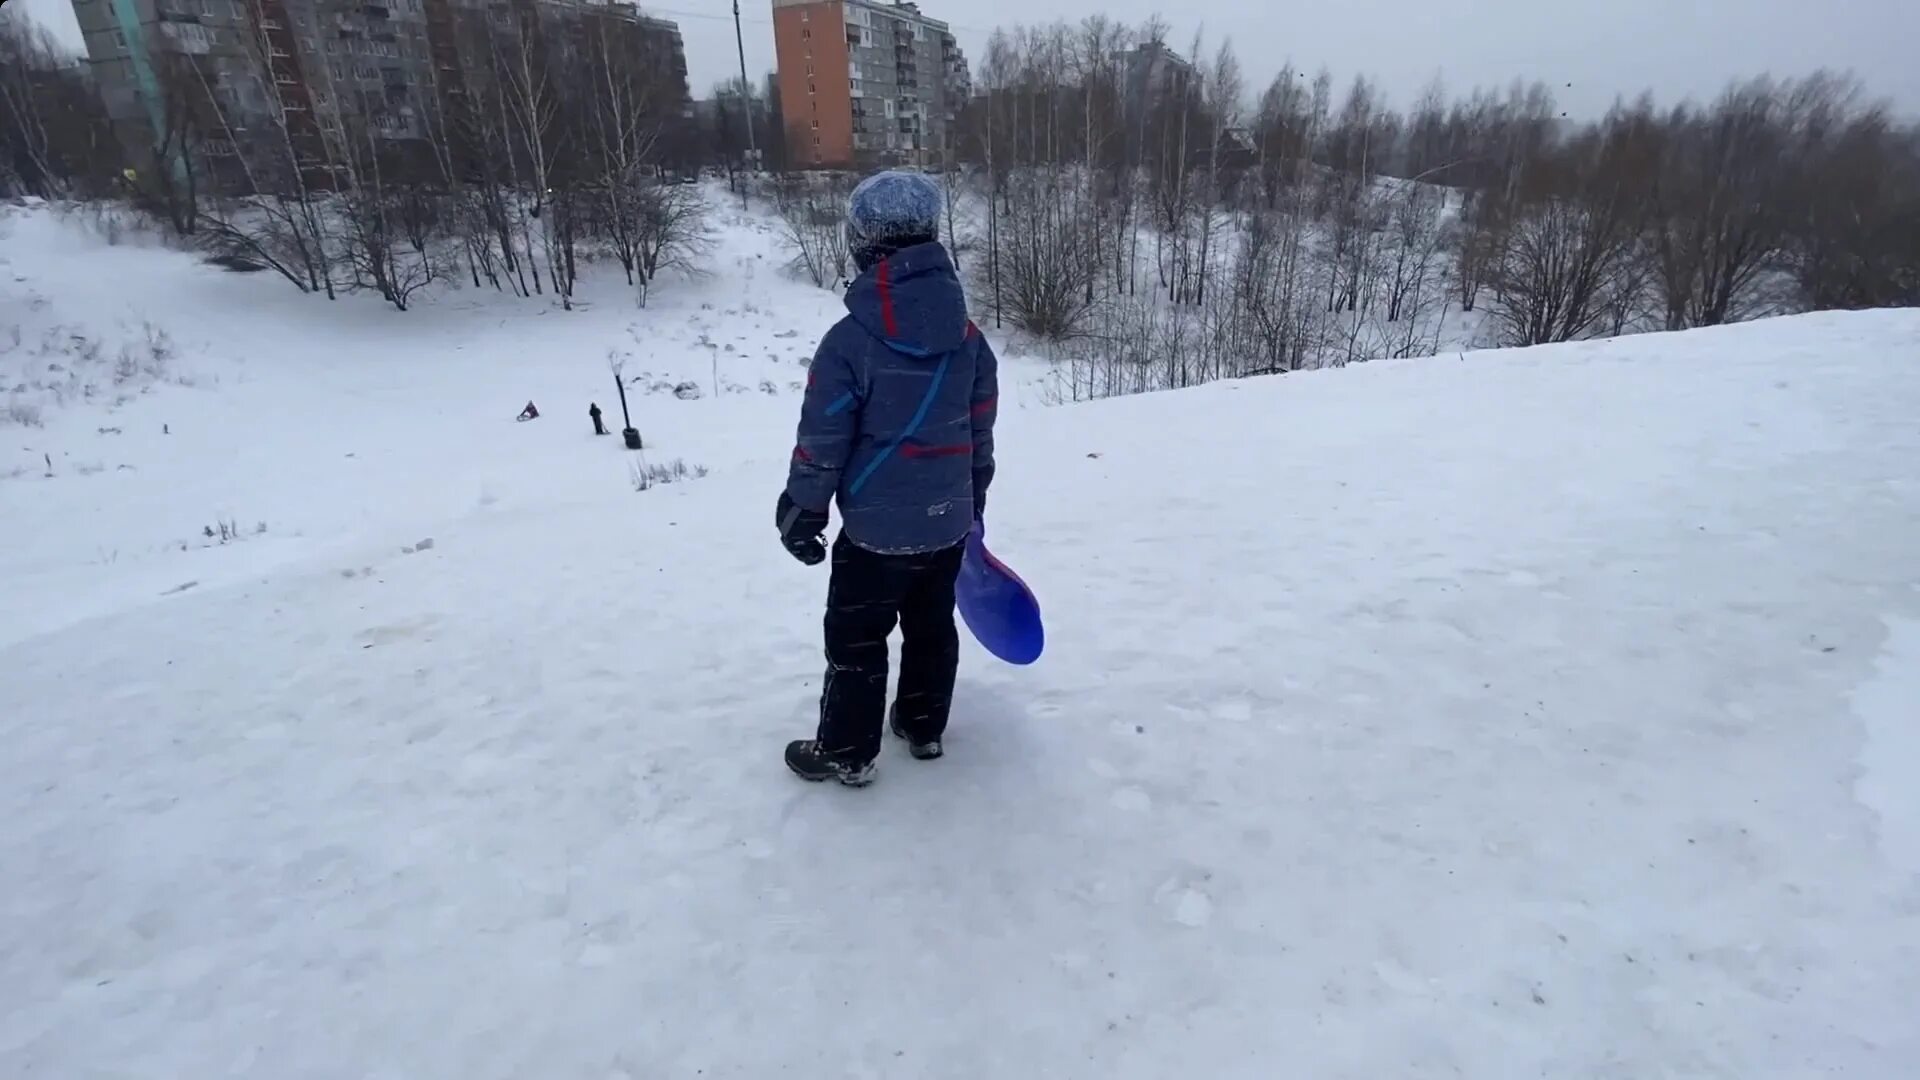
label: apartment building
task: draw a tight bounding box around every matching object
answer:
[69,0,688,189]
[68,0,319,186]
[771,0,969,169]
[1121,40,1194,123]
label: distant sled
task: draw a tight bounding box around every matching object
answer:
[957,521,1044,665]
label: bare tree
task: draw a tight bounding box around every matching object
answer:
[197,0,340,296]
[1784,105,1920,310]
[630,179,712,306]
[0,11,72,198]
[494,6,571,307]
[583,17,673,291]
[1647,77,1796,328]
[1193,38,1242,306]
[1484,119,1645,347]
[772,172,853,288]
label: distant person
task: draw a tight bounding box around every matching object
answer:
[776,170,999,787]
[590,402,607,436]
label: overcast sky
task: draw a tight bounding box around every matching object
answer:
[16,0,1920,119]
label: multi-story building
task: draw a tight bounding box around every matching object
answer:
[69,0,688,189]
[424,0,692,170]
[67,0,314,187]
[1120,39,1193,124]
[298,0,437,147]
[770,0,968,169]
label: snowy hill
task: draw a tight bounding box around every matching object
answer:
[4,203,1919,1078]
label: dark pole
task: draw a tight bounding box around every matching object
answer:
[615,372,642,450]
[733,0,757,208]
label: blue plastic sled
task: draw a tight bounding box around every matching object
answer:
[956,521,1044,665]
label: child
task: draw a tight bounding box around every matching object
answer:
[776,171,999,787]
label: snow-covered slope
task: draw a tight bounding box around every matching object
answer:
[0,197,1050,647]
[4,204,1919,1079]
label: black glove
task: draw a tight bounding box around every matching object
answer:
[973,464,993,521]
[776,491,829,566]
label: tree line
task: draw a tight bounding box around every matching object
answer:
[951,19,1920,400]
[5,5,1917,353]
[1,3,729,311]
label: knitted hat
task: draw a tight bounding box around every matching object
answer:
[847,170,942,270]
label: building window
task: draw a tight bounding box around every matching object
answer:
[800,9,807,20]
[808,82,815,94]
[801,28,809,39]
[811,119,819,130]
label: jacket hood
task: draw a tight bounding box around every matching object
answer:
[844,242,969,358]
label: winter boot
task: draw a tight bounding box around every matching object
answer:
[889,705,944,761]
[785,740,877,787]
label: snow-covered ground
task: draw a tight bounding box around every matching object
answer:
[4,200,1919,1078]
[0,196,1054,647]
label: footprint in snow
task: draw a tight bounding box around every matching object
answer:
[1210,699,1254,723]
[1153,879,1214,929]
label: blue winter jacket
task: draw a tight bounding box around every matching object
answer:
[786,242,998,555]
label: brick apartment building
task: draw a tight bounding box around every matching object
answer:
[68,0,688,190]
[770,0,968,169]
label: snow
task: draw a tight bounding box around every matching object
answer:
[1855,617,1920,879]
[5,199,1920,1078]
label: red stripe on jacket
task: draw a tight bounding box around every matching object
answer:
[900,442,971,459]
[877,260,899,338]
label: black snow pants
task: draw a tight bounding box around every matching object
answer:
[817,531,966,765]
